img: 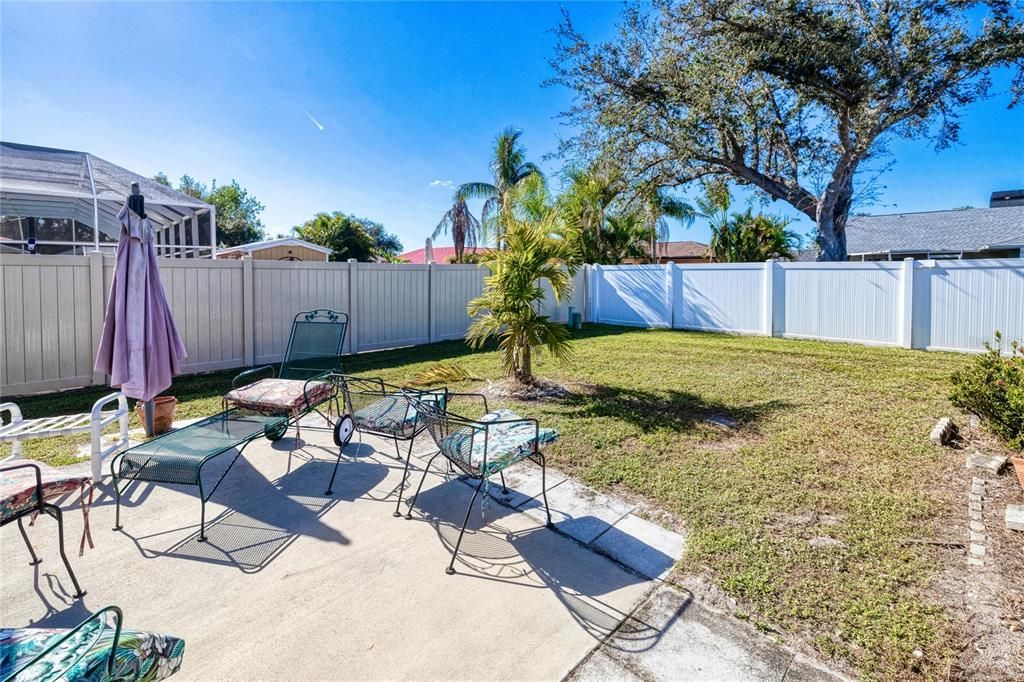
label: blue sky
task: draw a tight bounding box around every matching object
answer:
[2,1,1022,252]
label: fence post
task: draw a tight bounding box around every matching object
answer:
[585,262,593,321]
[348,258,359,355]
[763,259,776,337]
[241,255,255,366]
[428,262,436,343]
[89,251,105,385]
[666,262,675,328]
[591,264,602,324]
[899,257,915,348]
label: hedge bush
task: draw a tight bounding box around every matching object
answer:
[949,332,1024,450]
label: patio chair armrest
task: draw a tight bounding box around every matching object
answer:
[0,460,43,509]
[8,606,124,681]
[232,365,275,390]
[90,392,127,420]
[0,401,23,427]
[300,375,337,411]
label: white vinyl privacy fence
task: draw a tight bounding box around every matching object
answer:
[590,259,1024,353]
[1,255,586,397]
[4,254,1021,397]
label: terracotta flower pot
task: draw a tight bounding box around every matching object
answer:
[135,396,178,435]
[1011,455,1024,494]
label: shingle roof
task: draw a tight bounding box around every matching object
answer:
[653,240,709,259]
[845,206,1024,255]
[399,246,493,263]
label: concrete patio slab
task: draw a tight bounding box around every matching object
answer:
[571,584,845,682]
[523,476,635,545]
[2,426,652,681]
[4,415,843,681]
[592,513,685,580]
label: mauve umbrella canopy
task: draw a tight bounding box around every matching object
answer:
[94,203,186,401]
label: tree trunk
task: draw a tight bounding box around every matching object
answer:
[815,202,849,261]
[518,343,533,384]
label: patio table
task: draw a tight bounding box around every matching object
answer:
[110,409,287,541]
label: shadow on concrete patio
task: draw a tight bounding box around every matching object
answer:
[408,477,670,650]
[106,447,387,572]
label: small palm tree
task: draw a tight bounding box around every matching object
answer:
[432,196,480,263]
[466,209,578,384]
[456,127,543,248]
[700,181,800,262]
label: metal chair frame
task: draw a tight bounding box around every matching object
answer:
[330,375,449,516]
[402,391,554,574]
[1,461,86,598]
[228,309,349,448]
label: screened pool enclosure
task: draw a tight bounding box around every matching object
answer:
[0,142,217,257]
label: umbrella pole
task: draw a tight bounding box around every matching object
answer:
[143,399,155,437]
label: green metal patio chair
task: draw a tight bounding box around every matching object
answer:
[402,391,558,574]
[331,375,448,516]
[1,461,89,599]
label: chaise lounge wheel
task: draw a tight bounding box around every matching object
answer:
[264,422,288,442]
[333,414,355,447]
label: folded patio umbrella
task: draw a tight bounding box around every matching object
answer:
[94,200,186,404]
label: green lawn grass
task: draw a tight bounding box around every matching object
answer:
[4,325,971,679]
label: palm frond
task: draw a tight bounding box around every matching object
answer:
[409,362,479,386]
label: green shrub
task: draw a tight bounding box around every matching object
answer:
[949,332,1024,450]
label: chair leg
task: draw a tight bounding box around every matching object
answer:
[44,504,85,599]
[113,478,123,531]
[393,438,416,517]
[198,478,207,542]
[17,516,41,565]
[325,435,345,496]
[538,453,553,528]
[405,452,440,520]
[499,470,509,494]
[391,436,403,462]
[447,477,485,575]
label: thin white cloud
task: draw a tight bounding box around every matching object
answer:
[430,179,454,189]
[304,110,325,132]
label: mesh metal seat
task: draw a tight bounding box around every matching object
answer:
[331,376,447,516]
[402,391,557,574]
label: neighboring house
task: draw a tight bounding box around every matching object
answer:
[626,240,710,264]
[399,246,494,264]
[216,237,331,261]
[1,141,217,257]
[845,190,1024,260]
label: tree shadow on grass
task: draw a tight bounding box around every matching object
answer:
[561,384,793,435]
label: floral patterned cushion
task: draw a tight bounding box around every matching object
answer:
[440,409,558,475]
[0,623,184,681]
[0,463,89,524]
[224,378,333,415]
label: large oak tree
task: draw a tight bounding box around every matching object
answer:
[553,0,1024,260]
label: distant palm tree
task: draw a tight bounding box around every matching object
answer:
[432,196,480,263]
[558,166,622,263]
[699,181,800,262]
[639,188,696,262]
[456,127,543,248]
